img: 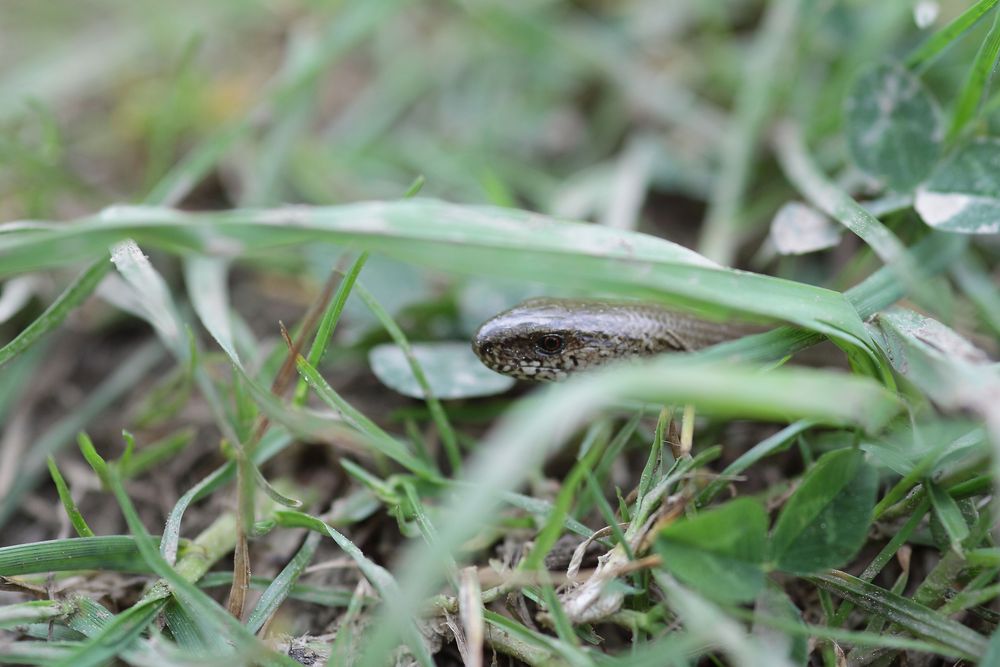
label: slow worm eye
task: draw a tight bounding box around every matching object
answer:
[536,333,565,355]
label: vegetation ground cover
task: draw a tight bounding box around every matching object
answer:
[1,1,1000,665]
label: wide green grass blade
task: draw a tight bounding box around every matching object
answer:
[0,200,880,355]
[0,536,154,576]
[809,570,988,659]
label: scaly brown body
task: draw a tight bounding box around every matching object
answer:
[472,297,755,381]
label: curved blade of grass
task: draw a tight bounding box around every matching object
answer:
[108,239,243,448]
[0,258,108,369]
[110,239,187,358]
[774,121,931,307]
[160,427,291,564]
[245,530,322,634]
[696,420,814,507]
[183,255,241,365]
[0,200,880,356]
[294,354,437,477]
[182,255,304,509]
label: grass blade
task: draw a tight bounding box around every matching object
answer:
[907,0,1000,69]
[0,258,108,369]
[809,570,988,659]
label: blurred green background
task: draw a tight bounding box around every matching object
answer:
[0,0,980,236]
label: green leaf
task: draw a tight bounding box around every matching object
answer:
[915,138,1000,233]
[368,342,515,399]
[768,202,841,256]
[770,448,877,574]
[656,498,767,603]
[845,62,942,191]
